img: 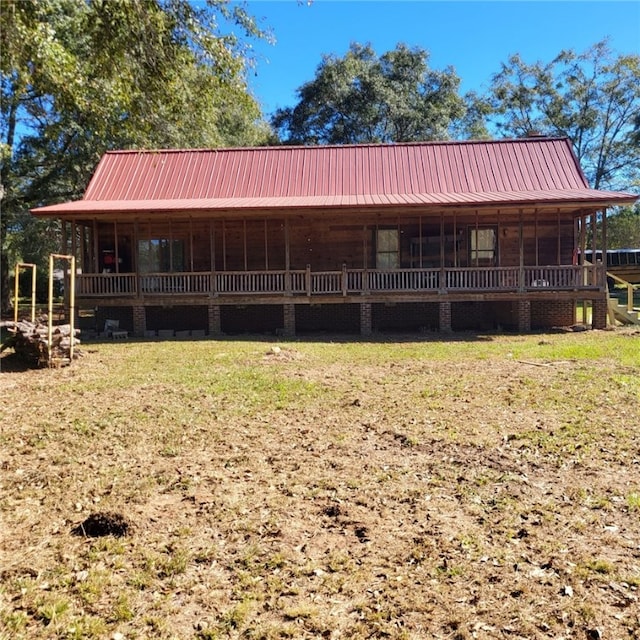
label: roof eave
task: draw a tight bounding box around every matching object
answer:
[30,193,638,220]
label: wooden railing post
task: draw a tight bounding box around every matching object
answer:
[283,270,290,296]
[518,264,525,292]
[306,264,311,297]
[342,263,347,296]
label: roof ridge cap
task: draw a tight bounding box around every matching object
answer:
[103,136,571,156]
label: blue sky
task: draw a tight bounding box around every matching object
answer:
[240,0,640,117]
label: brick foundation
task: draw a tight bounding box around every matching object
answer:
[132,305,146,337]
[517,300,531,332]
[439,301,452,332]
[592,298,607,330]
[92,297,598,338]
[208,303,222,336]
[360,303,372,336]
[530,300,575,329]
[283,304,296,336]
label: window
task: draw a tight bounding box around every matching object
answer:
[376,229,399,269]
[469,228,496,266]
[138,239,184,272]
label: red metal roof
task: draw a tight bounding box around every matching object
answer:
[32,138,638,216]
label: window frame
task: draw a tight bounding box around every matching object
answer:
[469,226,497,266]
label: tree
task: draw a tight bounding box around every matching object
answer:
[605,205,640,249]
[1,0,272,313]
[486,40,640,192]
[271,43,470,145]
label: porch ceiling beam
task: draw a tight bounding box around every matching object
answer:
[45,201,615,225]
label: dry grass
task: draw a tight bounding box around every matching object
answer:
[1,329,639,639]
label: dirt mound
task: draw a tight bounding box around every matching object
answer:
[71,511,132,537]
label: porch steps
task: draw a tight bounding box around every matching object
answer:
[607,271,640,327]
[608,297,640,326]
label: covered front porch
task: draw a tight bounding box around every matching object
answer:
[65,205,606,298]
[58,205,610,336]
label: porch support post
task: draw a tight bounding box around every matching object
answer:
[210,220,215,271]
[71,220,77,260]
[556,209,561,265]
[114,221,119,273]
[189,218,194,272]
[169,219,173,271]
[517,299,531,333]
[132,220,138,269]
[439,301,452,333]
[283,303,296,337]
[285,219,292,295]
[362,223,368,268]
[439,211,445,286]
[208,302,222,336]
[579,212,587,287]
[601,208,608,290]
[243,219,247,271]
[222,220,227,271]
[453,211,458,267]
[534,210,539,265]
[62,221,68,254]
[360,302,372,337]
[80,223,86,272]
[132,305,146,337]
[518,209,525,291]
[93,219,99,273]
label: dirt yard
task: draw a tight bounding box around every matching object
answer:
[1,330,639,639]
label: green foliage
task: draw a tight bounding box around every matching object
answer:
[486,40,640,191]
[0,0,272,312]
[271,42,472,145]
[605,204,640,249]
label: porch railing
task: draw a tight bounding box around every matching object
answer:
[140,272,211,294]
[76,264,603,298]
[78,273,137,296]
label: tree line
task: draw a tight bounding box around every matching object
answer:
[2,0,639,313]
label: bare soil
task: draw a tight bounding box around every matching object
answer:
[1,332,639,639]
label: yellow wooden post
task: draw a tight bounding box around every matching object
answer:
[30,265,36,322]
[13,265,19,325]
[48,253,75,366]
[69,255,76,362]
[48,254,54,364]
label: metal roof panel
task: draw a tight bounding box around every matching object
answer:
[33,139,637,217]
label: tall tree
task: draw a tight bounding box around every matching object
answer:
[271,43,470,145]
[1,0,272,313]
[486,40,640,191]
[605,205,640,249]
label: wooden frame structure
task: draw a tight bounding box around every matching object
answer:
[48,254,76,363]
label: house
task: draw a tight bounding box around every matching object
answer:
[31,137,637,337]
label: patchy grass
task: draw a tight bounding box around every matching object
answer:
[1,328,639,639]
